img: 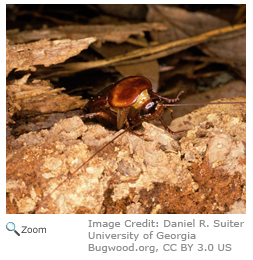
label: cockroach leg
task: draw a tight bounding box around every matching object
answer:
[80,111,114,121]
[123,118,143,137]
[127,128,143,137]
[152,90,186,103]
[159,116,187,135]
[167,107,174,120]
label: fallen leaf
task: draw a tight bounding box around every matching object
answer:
[6,23,168,45]
[147,5,229,43]
[147,5,246,76]
[6,37,96,76]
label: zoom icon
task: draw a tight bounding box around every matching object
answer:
[6,222,20,236]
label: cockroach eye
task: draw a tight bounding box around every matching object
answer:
[140,99,158,116]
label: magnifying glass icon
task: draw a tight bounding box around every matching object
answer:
[6,222,20,236]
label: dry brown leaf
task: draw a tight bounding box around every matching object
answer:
[6,23,168,45]
[6,37,96,76]
[147,5,246,76]
[97,4,147,20]
[204,34,246,77]
[147,5,229,43]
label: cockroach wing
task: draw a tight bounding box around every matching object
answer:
[108,76,152,108]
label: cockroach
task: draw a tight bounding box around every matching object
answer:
[40,76,245,208]
[81,76,186,134]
